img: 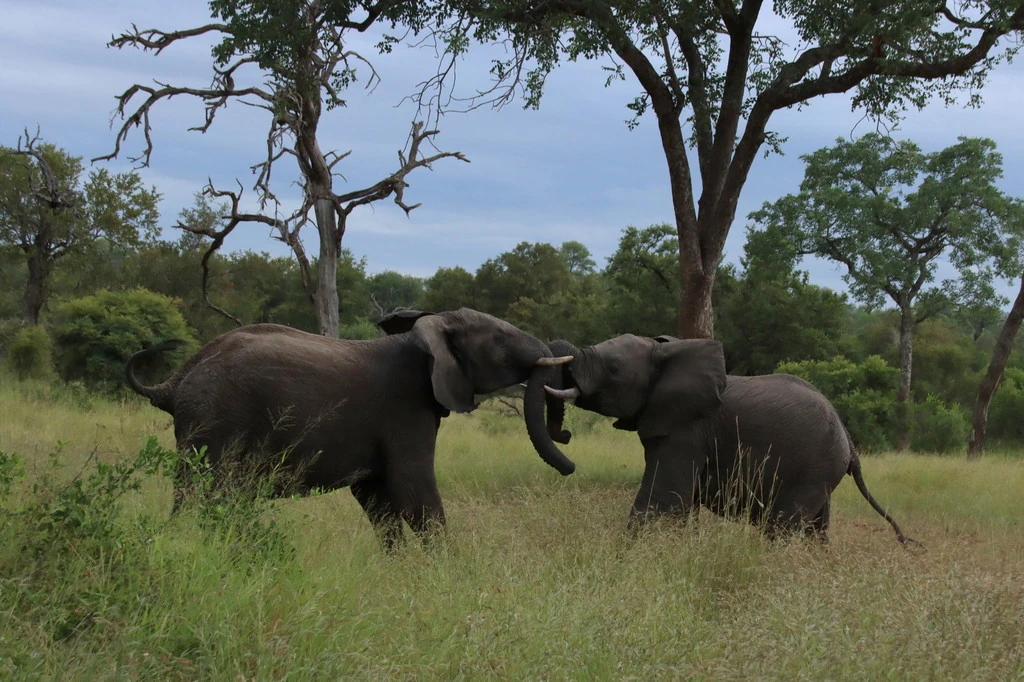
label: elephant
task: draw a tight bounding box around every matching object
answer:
[125,308,576,548]
[542,334,913,544]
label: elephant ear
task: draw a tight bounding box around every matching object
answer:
[378,308,434,335]
[637,339,727,440]
[411,315,477,414]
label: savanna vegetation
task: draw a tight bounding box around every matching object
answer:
[1,375,1022,680]
[4,0,1024,678]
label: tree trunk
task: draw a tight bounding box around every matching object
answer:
[896,306,914,450]
[677,266,716,339]
[313,197,341,338]
[967,274,1024,459]
[22,250,51,325]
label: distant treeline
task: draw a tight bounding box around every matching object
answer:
[3,222,1024,453]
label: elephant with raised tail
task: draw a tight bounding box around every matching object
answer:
[125,308,575,548]
[542,334,913,544]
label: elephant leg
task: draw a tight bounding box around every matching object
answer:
[629,434,706,528]
[806,497,831,543]
[351,476,403,551]
[391,468,446,541]
[382,424,446,543]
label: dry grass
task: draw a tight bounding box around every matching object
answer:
[1,375,1022,680]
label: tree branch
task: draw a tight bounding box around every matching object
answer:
[92,81,275,167]
[15,128,79,211]
[335,121,469,215]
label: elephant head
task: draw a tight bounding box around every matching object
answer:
[544,334,727,440]
[378,308,577,475]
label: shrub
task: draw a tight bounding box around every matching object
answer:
[777,355,899,452]
[908,394,970,454]
[985,367,1024,446]
[50,288,196,389]
[3,324,53,379]
[338,318,381,340]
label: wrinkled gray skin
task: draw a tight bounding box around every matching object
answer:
[126,308,574,549]
[545,335,912,543]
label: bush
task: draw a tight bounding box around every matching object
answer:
[51,288,196,389]
[777,355,899,452]
[908,394,970,453]
[3,325,53,379]
[338,318,381,340]
[985,367,1024,446]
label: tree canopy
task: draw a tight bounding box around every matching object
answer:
[435,0,1024,338]
[0,134,159,325]
[98,0,467,337]
[749,133,1023,446]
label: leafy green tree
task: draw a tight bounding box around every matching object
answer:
[750,135,1020,446]
[475,242,573,317]
[604,224,678,336]
[439,0,1024,338]
[367,271,425,316]
[51,288,196,389]
[717,228,849,375]
[422,266,477,311]
[98,1,466,337]
[0,134,159,324]
[559,241,597,276]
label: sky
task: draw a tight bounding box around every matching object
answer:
[2,0,1023,300]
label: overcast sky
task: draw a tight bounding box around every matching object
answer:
[3,0,1023,299]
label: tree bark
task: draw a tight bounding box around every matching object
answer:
[967,274,1024,459]
[896,305,914,450]
[22,249,51,326]
[313,197,341,338]
[678,266,716,339]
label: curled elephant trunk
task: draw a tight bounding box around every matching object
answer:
[523,362,576,476]
[543,340,581,447]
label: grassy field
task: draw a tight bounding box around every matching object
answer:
[1,375,1022,681]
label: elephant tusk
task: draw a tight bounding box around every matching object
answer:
[535,355,573,367]
[544,385,580,400]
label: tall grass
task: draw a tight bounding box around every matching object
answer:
[1,373,1022,680]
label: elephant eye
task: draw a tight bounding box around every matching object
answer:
[607,360,619,375]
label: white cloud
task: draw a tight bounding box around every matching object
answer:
[2,0,1023,301]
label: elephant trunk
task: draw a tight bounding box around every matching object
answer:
[544,340,580,446]
[523,362,576,476]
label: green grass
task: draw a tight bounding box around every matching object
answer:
[1,374,1022,680]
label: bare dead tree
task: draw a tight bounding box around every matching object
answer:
[96,6,469,337]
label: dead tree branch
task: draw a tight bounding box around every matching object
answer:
[335,120,470,217]
[15,128,79,211]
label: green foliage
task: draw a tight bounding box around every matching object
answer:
[4,324,53,380]
[475,242,574,318]
[908,395,970,454]
[0,140,161,323]
[777,355,899,452]
[367,270,424,313]
[0,435,295,664]
[423,266,477,311]
[51,288,196,389]
[604,224,678,336]
[717,226,849,375]
[749,135,1019,315]
[985,367,1024,446]
[338,319,382,340]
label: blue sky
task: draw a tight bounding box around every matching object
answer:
[3,0,1023,300]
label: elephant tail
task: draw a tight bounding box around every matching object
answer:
[125,339,188,415]
[847,453,918,547]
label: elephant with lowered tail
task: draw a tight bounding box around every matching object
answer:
[542,334,914,544]
[125,308,575,549]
